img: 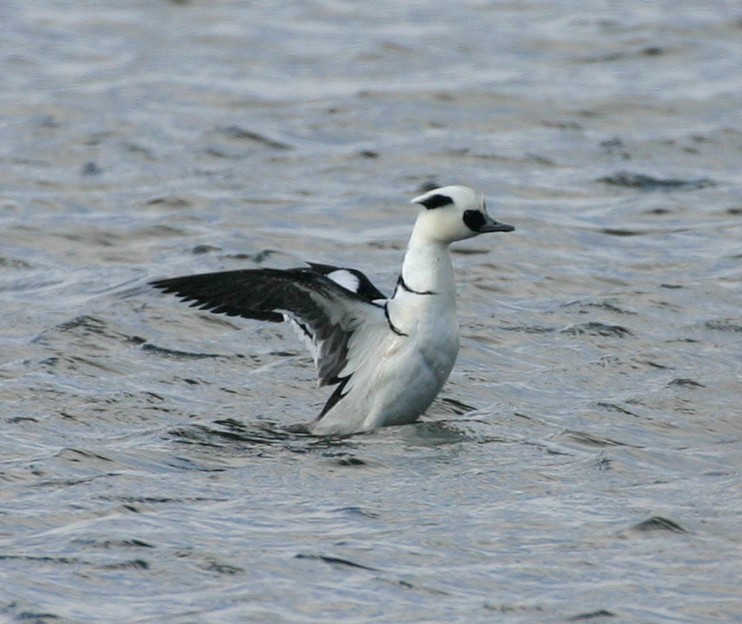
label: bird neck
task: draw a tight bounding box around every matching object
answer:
[399,233,456,300]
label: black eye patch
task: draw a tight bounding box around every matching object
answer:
[463,210,485,231]
[418,194,453,209]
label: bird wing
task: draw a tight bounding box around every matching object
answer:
[150,267,387,387]
[305,262,387,302]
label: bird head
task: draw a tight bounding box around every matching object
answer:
[410,185,514,244]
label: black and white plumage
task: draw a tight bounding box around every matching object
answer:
[150,185,514,436]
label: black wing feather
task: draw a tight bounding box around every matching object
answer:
[151,269,311,322]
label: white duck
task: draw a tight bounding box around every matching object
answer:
[151,185,514,435]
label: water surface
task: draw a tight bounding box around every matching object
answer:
[1,1,741,622]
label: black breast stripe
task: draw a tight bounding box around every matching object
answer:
[397,275,435,296]
[384,302,408,337]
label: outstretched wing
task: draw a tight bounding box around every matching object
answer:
[150,267,386,386]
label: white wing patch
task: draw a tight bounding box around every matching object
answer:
[327,269,360,294]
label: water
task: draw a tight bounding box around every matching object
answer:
[1,1,741,622]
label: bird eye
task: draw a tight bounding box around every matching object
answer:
[463,210,485,231]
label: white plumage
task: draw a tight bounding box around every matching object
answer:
[151,185,514,436]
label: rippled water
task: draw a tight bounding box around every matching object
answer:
[1,1,741,623]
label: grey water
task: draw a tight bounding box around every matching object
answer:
[1,1,741,622]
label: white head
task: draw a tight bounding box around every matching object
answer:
[410,185,514,244]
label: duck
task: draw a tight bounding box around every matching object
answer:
[150,185,514,435]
